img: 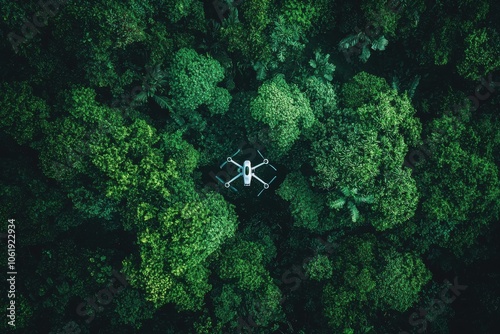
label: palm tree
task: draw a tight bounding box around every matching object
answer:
[328,187,374,223]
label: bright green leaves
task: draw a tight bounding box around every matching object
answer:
[457,27,500,80]
[214,237,284,329]
[304,254,333,281]
[217,239,268,292]
[281,0,318,32]
[311,72,421,230]
[375,250,432,312]
[167,48,230,116]
[311,123,382,190]
[0,81,49,145]
[368,167,419,231]
[123,191,238,312]
[250,74,315,157]
[341,71,391,109]
[276,172,327,232]
[207,87,232,115]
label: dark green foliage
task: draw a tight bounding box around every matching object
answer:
[0,81,49,145]
[1,1,499,333]
[167,48,229,114]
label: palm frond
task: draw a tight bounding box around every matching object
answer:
[371,35,389,51]
[329,198,346,209]
[341,186,351,197]
[347,201,360,222]
[153,95,171,109]
[355,195,375,204]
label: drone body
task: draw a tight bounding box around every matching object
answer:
[216,149,277,196]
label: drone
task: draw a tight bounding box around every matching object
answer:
[215,149,277,196]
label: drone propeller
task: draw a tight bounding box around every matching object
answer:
[257,150,265,160]
[257,176,277,197]
[215,176,238,193]
[220,149,241,169]
[268,164,277,171]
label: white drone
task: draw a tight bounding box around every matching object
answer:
[215,149,277,196]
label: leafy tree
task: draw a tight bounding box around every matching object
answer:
[269,15,307,63]
[304,254,333,281]
[214,237,284,331]
[374,250,432,312]
[167,48,231,121]
[416,114,500,255]
[0,81,50,145]
[250,74,315,158]
[457,27,500,80]
[276,171,328,232]
[122,191,238,312]
[113,289,156,329]
[218,0,274,64]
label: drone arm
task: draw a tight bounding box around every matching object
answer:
[228,160,243,169]
[252,161,268,171]
[252,173,267,186]
[227,172,243,185]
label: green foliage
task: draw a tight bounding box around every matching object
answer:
[250,74,315,157]
[276,172,327,232]
[367,167,419,231]
[122,191,238,311]
[167,48,231,117]
[281,0,318,32]
[338,31,388,63]
[113,289,155,329]
[457,27,500,80]
[323,235,378,332]
[302,76,338,119]
[159,0,203,24]
[327,187,374,223]
[0,81,50,145]
[375,250,432,312]
[308,50,336,82]
[219,0,274,63]
[417,114,500,254]
[311,121,383,190]
[270,15,307,63]
[304,254,333,281]
[87,254,113,284]
[214,237,285,329]
[361,0,401,36]
[341,71,391,109]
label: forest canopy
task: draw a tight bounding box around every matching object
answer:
[0,0,499,333]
